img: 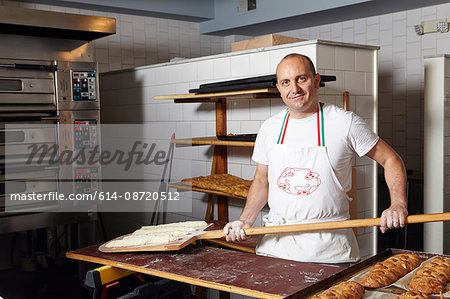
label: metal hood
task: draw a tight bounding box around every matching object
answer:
[0,5,115,40]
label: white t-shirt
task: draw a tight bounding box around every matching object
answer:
[252,103,379,192]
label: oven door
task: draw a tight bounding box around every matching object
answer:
[1,119,61,213]
[0,58,57,113]
[1,167,60,213]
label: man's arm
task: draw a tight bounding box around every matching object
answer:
[224,163,269,242]
[365,138,408,233]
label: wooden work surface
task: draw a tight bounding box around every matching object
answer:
[67,244,346,298]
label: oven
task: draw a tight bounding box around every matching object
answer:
[0,58,101,232]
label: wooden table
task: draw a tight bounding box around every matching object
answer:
[67,244,346,298]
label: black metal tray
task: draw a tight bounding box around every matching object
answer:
[217,134,257,141]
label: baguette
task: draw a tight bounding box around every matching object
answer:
[409,256,450,294]
[310,281,364,299]
[361,253,422,288]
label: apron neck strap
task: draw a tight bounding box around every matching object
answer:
[317,102,325,147]
[277,103,325,146]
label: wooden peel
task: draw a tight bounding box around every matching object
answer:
[99,212,450,253]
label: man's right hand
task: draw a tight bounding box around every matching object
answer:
[223,220,250,242]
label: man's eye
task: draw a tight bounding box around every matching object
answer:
[298,77,306,82]
[282,81,289,86]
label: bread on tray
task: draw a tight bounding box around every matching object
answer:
[311,281,364,299]
[181,173,252,198]
[361,253,422,288]
[394,290,429,299]
[409,256,450,294]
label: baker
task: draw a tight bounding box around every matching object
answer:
[223,53,408,263]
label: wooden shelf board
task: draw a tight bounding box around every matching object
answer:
[154,88,279,101]
[169,182,246,200]
[172,137,255,147]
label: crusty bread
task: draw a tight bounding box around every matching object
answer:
[394,291,429,298]
[311,281,364,299]
[181,174,252,198]
[361,254,422,288]
[409,256,450,294]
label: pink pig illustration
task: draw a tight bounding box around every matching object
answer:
[277,167,321,195]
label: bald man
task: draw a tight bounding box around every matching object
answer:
[223,53,407,263]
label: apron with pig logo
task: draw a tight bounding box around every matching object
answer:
[255,103,360,263]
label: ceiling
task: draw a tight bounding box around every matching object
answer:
[20,0,450,36]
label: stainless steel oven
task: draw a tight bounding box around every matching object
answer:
[0,58,100,231]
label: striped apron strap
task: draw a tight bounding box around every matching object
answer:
[277,103,325,146]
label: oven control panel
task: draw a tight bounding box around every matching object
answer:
[72,71,96,101]
[75,167,99,194]
[74,120,97,149]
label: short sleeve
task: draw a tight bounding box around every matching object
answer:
[252,124,269,165]
[348,113,379,157]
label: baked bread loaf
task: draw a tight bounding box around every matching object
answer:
[394,291,429,298]
[409,256,450,294]
[181,174,252,198]
[311,281,364,299]
[361,253,422,288]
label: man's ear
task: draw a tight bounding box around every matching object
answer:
[276,83,281,93]
[314,74,321,88]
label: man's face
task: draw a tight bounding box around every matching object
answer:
[276,56,321,118]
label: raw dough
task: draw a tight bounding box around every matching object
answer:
[139,220,207,230]
[105,234,178,247]
[104,220,208,248]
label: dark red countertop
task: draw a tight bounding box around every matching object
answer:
[67,244,346,298]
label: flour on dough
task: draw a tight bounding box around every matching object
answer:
[105,220,208,248]
[105,234,178,248]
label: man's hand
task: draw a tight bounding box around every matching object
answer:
[223,220,251,242]
[380,204,408,233]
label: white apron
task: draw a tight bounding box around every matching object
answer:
[255,103,360,263]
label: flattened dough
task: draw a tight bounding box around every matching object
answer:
[104,220,208,248]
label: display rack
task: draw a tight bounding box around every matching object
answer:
[156,88,280,254]
[155,88,279,222]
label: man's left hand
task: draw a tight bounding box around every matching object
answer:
[380,204,408,233]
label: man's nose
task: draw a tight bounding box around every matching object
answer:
[291,83,301,94]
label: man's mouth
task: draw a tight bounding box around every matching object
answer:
[290,93,305,100]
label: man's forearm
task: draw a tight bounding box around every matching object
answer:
[239,174,269,226]
[384,154,407,208]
